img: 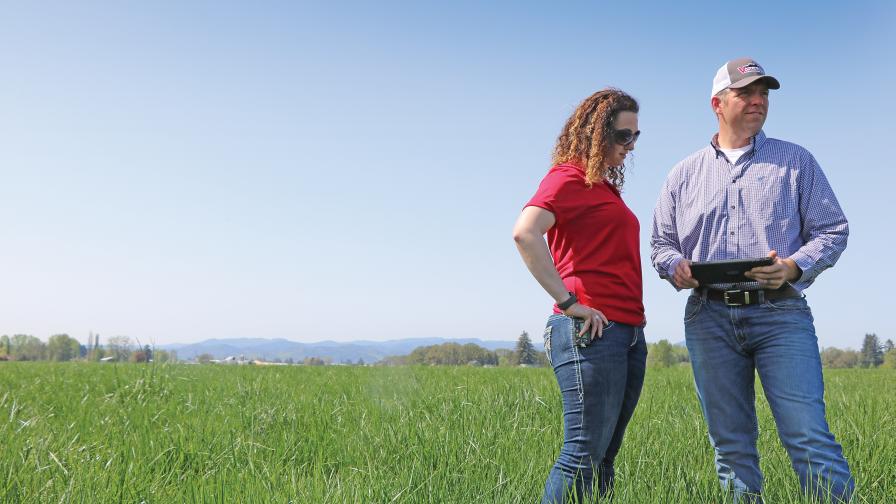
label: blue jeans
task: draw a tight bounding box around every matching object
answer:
[541,314,647,504]
[684,292,854,503]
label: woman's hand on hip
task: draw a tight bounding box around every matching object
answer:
[563,303,609,341]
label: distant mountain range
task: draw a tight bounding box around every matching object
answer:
[159,337,518,363]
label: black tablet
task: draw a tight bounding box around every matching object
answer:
[689,257,774,284]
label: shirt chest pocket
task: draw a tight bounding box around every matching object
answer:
[743,173,799,231]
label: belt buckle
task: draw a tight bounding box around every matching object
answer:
[723,289,745,306]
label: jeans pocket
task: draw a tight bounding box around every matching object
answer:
[628,324,640,347]
[684,295,704,323]
[763,296,810,312]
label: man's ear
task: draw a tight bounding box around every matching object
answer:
[710,96,722,115]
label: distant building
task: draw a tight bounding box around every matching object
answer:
[253,360,287,366]
[221,355,251,365]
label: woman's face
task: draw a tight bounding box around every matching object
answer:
[606,110,639,168]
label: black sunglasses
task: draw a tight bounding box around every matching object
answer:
[612,128,641,146]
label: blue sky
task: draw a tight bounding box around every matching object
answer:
[1,1,893,348]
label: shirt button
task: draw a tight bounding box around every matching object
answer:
[730,231,735,236]
[731,205,735,209]
[732,179,737,183]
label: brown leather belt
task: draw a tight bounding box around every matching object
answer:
[696,286,801,306]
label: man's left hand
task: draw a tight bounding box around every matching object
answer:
[744,250,801,289]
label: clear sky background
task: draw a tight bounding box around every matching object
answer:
[2,1,894,348]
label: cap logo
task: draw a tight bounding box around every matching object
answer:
[737,63,764,75]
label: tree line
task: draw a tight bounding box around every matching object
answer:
[2,332,892,369]
[0,334,177,363]
[380,332,550,367]
[380,332,895,370]
[820,333,895,369]
[645,333,896,369]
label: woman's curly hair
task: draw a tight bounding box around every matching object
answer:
[551,88,639,189]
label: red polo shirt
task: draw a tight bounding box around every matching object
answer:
[526,163,644,325]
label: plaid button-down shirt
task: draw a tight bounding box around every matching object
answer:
[650,130,848,292]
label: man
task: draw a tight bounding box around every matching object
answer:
[651,58,853,503]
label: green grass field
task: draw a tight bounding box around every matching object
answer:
[0,363,893,503]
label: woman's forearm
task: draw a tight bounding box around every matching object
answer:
[514,231,571,303]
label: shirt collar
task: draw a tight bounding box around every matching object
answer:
[709,130,767,158]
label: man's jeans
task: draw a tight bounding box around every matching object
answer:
[541,314,647,504]
[684,292,854,503]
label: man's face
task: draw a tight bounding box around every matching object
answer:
[714,80,770,137]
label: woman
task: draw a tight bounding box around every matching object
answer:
[512,88,648,503]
